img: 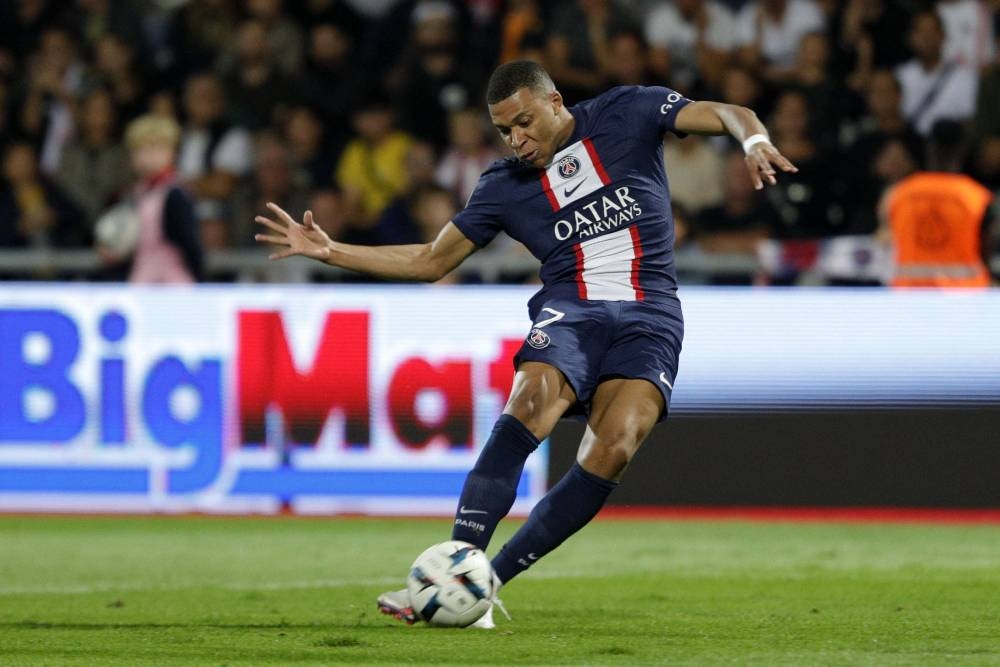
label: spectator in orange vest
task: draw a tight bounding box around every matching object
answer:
[879,120,995,288]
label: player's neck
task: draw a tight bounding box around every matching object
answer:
[552,110,576,157]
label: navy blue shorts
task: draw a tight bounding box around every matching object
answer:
[513,298,684,422]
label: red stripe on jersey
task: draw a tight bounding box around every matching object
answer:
[583,137,611,185]
[573,242,588,299]
[539,170,560,212]
[629,225,644,301]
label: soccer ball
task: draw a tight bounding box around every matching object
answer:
[406,540,495,627]
[94,202,140,258]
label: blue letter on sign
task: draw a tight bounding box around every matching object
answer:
[0,309,85,441]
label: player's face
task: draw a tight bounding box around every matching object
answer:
[489,87,566,168]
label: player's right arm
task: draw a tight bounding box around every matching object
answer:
[255,202,477,282]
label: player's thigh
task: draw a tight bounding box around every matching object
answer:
[503,361,578,440]
[576,377,664,481]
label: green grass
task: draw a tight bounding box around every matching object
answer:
[1,516,999,666]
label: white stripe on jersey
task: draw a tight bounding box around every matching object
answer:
[574,226,644,301]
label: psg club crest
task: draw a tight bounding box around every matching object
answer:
[526,328,551,349]
[557,155,580,179]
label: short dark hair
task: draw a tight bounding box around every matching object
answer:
[486,60,554,105]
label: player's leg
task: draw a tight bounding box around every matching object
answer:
[490,378,664,583]
[378,361,575,625]
[451,361,576,549]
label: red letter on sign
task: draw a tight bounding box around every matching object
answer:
[488,339,522,405]
[387,358,472,450]
[238,311,370,447]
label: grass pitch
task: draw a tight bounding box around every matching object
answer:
[1,515,999,666]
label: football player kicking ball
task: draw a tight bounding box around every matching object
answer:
[255,61,796,628]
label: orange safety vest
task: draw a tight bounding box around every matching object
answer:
[887,172,993,288]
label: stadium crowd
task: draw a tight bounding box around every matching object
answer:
[0,0,998,284]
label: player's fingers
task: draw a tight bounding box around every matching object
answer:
[303,210,315,229]
[746,162,764,190]
[269,248,300,261]
[254,215,287,234]
[266,201,298,226]
[254,233,288,245]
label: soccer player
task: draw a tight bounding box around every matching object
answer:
[255,61,797,627]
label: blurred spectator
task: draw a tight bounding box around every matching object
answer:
[936,0,996,70]
[604,29,657,87]
[75,0,145,64]
[297,21,363,141]
[644,0,737,93]
[55,87,131,226]
[0,141,85,249]
[291,0,364,35]
[880,120,994,288]
[840,0,913,93]
[308,187,352,243]
[840,70,924,233]
[499,0,547,63]
[735,0,825,83]
[18,24,87,175]
[790,31,861,152]
[663,135,725,215]
[244,0,305,75]
[693,150,774,256]
[111,114,201,283]
[85,33,147,122]
[282,105,338,192]
[895,11,978,137]
[231,133,310,249]
[219,19,296,130]
[167,0,240,81]
[546,0,640,104]
[971,35,1000,190]
[335,94,413,227]
[176,72,253,239]
[436,108,501,204]
[371,140,440,245]
[410,183,460,284]
[0,0,64,78]
[762,89,843,238]
[394,1,480,149]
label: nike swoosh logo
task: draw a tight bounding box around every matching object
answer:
[659,372,674,390]
[458,506,488,515]
[563,181,584,197]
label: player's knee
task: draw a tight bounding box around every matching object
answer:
[504,379,558,438]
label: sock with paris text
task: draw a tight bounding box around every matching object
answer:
[451,414,540,549]
[491,462,617,583]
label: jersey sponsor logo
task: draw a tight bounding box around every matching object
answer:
[557,155,581,178]
[526,328,550,349]
[553,186,642,241]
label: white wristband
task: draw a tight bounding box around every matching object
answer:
[742,133,771,155]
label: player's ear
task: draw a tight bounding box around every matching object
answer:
[550,89,563,114]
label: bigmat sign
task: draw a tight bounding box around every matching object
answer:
[0,285,543,514]
[2,285,1000,513]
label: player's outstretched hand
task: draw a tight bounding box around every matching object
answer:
[254,202,332,261]
[744,144,798,190]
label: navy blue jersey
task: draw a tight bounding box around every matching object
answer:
[453,86,692,316]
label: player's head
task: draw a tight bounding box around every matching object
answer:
[486,60,572,168]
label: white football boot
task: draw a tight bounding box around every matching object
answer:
[470,570,509,629]
[376,588,418,625]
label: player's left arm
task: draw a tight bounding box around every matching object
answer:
[675,100,798,190]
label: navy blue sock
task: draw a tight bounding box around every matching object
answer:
[451,414,540,549]
[491,463,617,584]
